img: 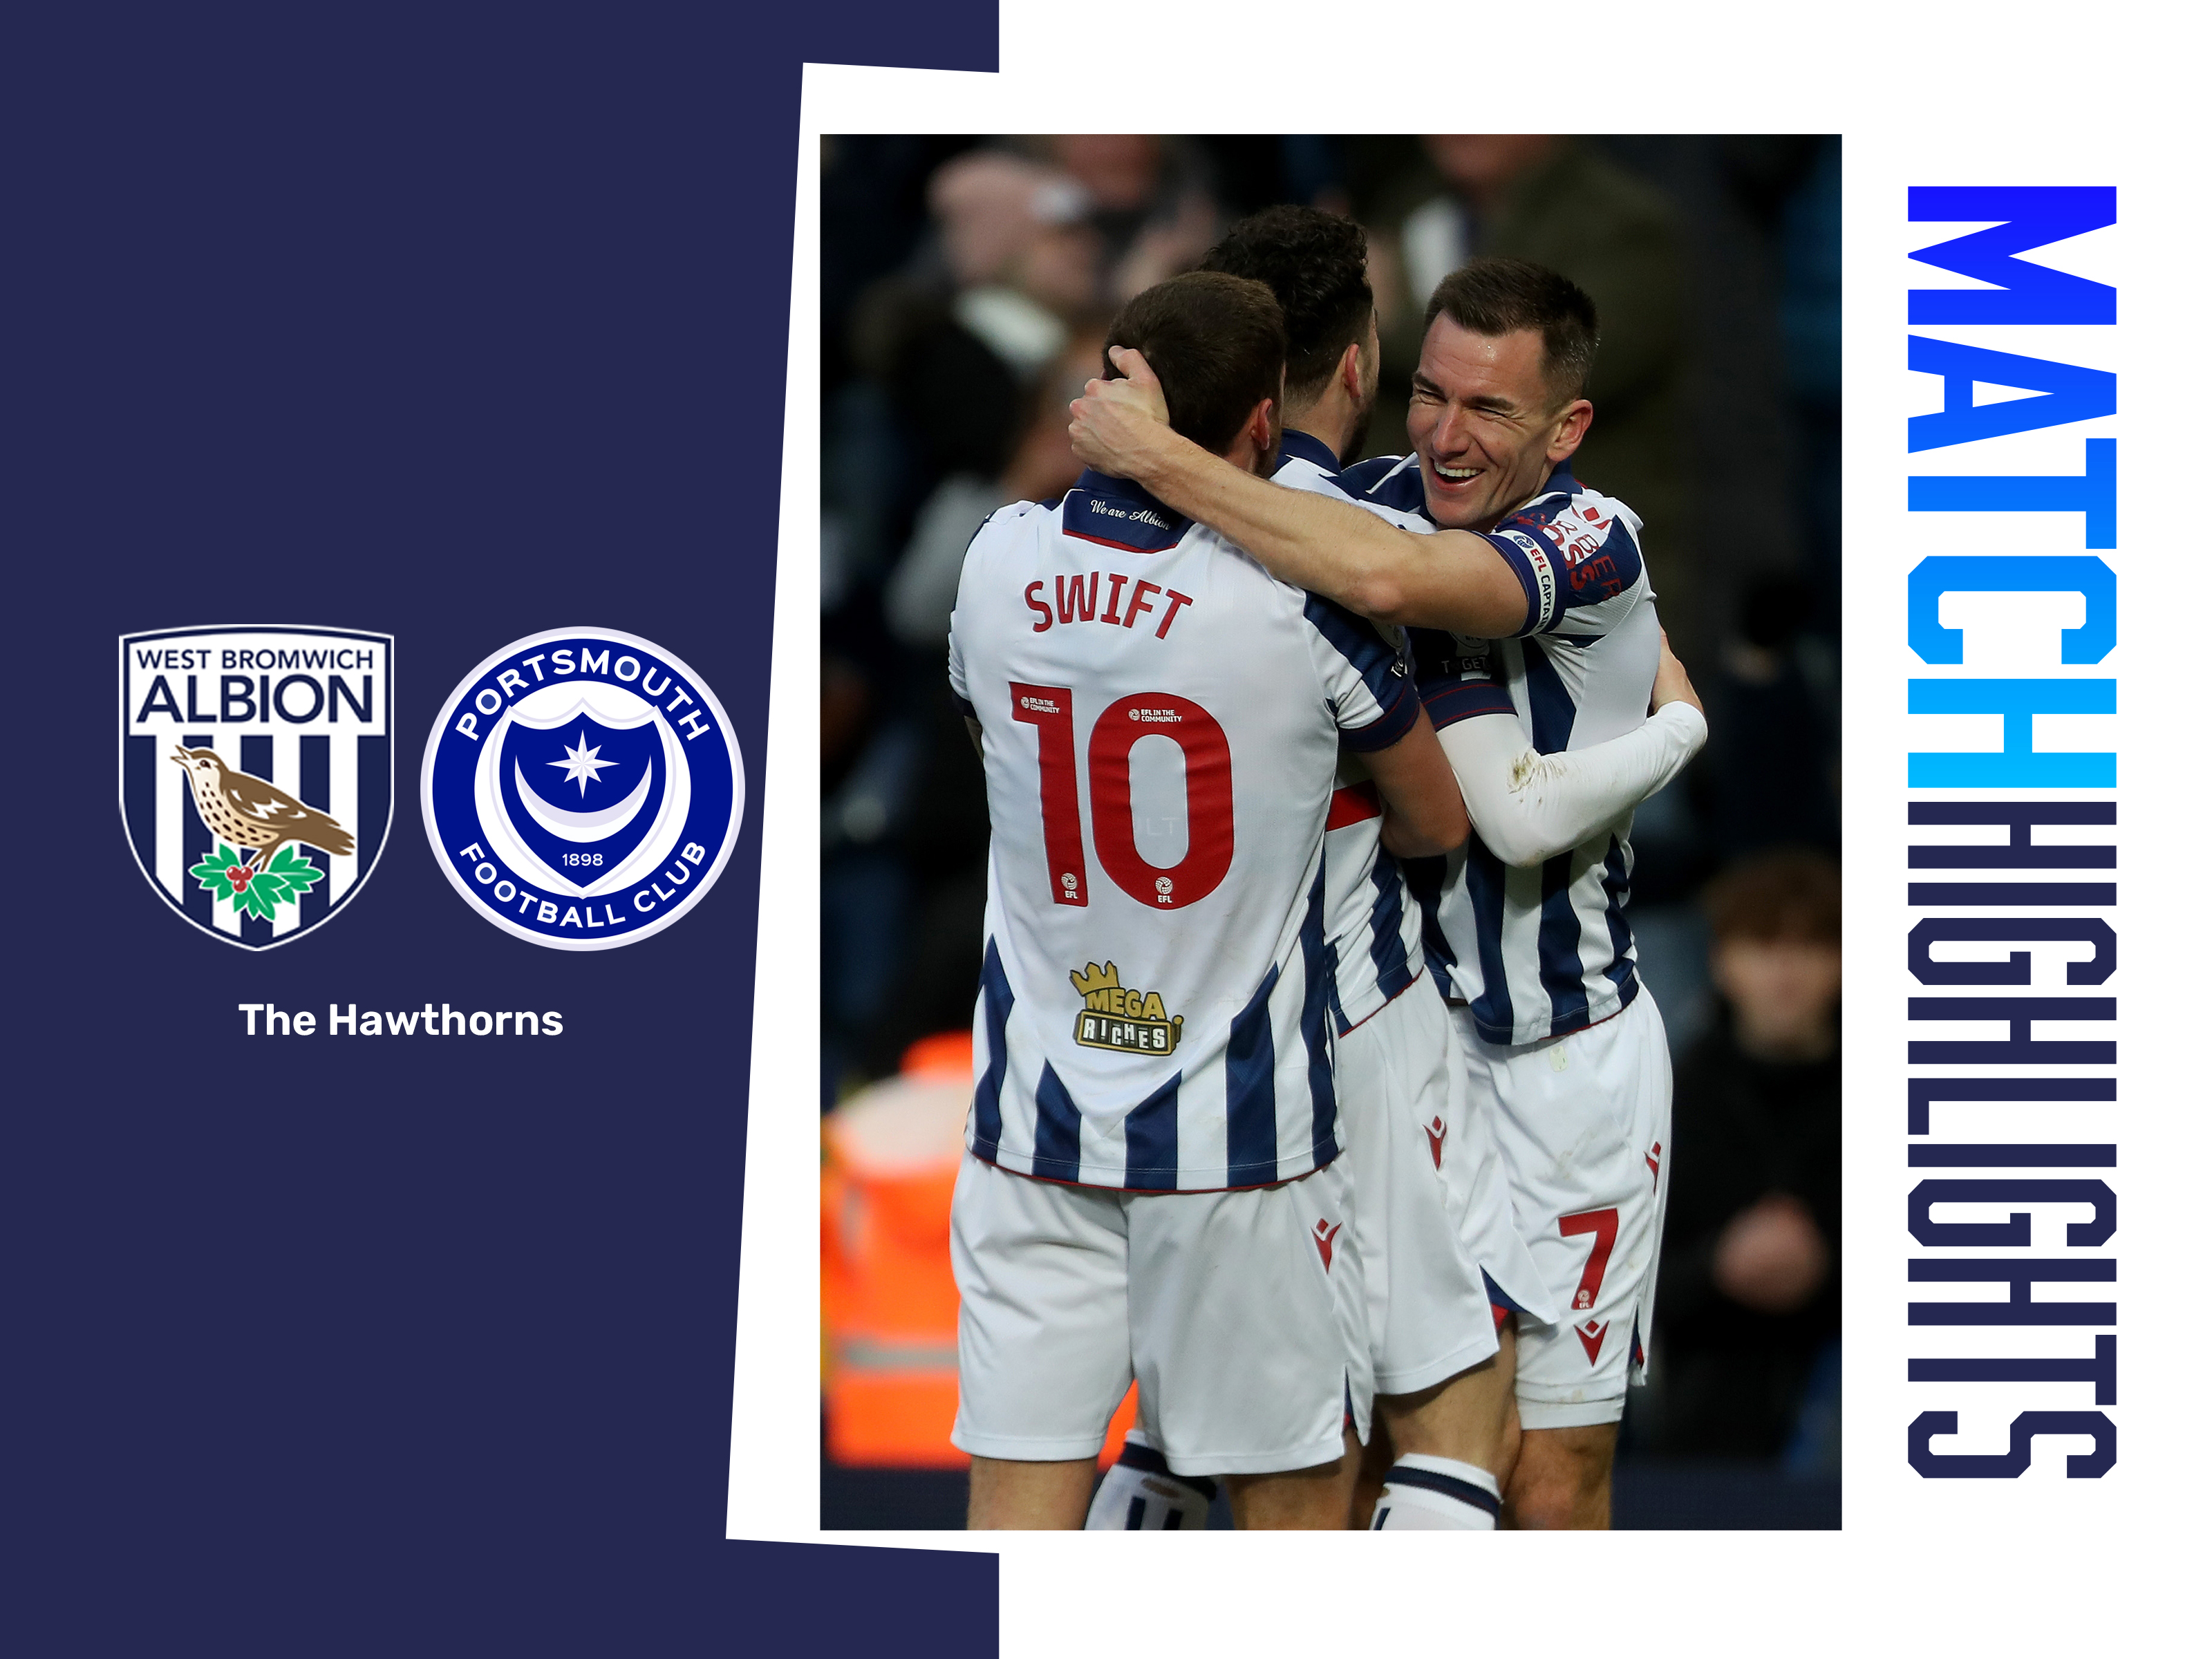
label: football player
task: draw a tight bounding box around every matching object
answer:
[951,271,1469,1528]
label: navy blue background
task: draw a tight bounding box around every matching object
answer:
[12,6,999,1652]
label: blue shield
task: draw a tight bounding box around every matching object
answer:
[421,627,744,950]
[498,709,668,879]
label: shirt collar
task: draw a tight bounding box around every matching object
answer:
[1272,427,1342,478]
[1064,469,1192,551]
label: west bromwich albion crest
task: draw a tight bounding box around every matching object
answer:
[118,625,394,950]
[421,628,744,950]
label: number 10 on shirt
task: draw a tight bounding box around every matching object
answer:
[1009,682,1235,911]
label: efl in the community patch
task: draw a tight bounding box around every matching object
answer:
[119,625,394,950]
[421,628,744,950]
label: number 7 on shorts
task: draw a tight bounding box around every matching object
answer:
[1558,1208,1619,1365]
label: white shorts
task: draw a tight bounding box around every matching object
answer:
[950,1154,1374,1477]
[1337,982,1552,1394]
[1452,986,1672,1431]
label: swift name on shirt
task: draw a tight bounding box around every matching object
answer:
[1023,572,1195,639]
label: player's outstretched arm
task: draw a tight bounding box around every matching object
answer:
[1439,632,1707,868]
[1363,704,1470,859]
[1069,348,1528,636]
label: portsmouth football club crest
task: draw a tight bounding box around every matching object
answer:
[118,626,395,949]
[421,628,744,950]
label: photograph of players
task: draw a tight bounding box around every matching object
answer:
[816,135,1842,1529]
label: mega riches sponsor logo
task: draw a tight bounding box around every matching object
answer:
[120,626,393,949]
[421,628,744,950]
[1068,961,1183,1055]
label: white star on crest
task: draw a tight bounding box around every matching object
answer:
[547,729,619,796]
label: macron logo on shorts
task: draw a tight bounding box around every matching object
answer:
[1425,1115,1447,1170]
[1312,1219,1343,1271]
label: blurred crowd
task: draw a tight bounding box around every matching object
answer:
[820,135,1842,1476]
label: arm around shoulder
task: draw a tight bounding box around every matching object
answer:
[1067,358,1527,634]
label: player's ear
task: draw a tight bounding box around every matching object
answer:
[1248,395,1277,457]
[1338,338,1362,399]
[1547,396,1595,463]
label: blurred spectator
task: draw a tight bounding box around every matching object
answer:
[1643,849,1841,1463]
[1042,135,1224,306]
[917,136,1222,322]
[927,147,1100,320]
[884,328,1100,653]
[823,601,926,1102]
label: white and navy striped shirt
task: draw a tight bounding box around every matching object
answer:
[1273,430,1431,1038]
[1340,453,1660,1047]
[950,469,1420,1190]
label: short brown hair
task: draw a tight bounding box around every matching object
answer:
[1103,272,1286,456]
[1703,848,1843,946]
[1425,256,1600,404]
[1198,207,1372,403]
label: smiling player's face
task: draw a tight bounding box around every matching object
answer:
[1405,317,1585,531]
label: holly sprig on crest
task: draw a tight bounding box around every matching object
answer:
[187,843,326,921]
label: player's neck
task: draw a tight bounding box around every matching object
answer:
[1282,397,1357,469]
[1471,460,1562,532]
[1219,433,1268,477]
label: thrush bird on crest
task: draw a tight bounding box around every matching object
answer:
[171,746,355,869]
